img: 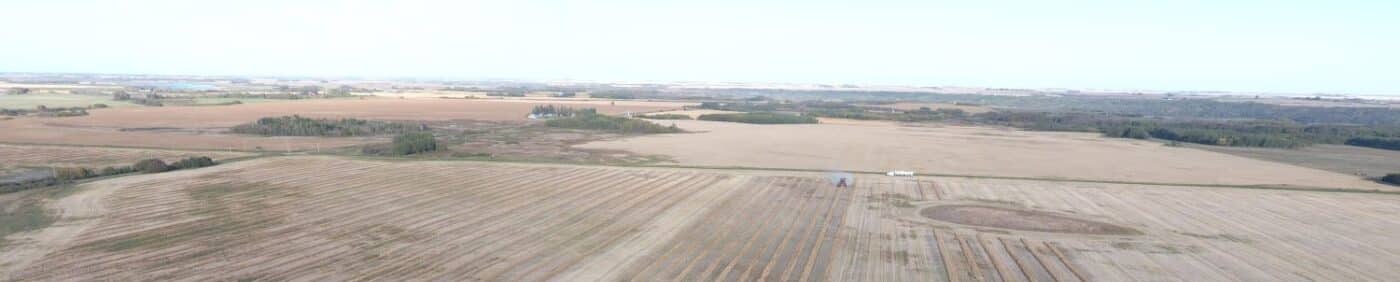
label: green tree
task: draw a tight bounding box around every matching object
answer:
[133,159,170,173]
[1383,174,1400,186]
[391,133,438,155]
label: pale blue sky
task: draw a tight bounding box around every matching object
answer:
[2,0,1397,94]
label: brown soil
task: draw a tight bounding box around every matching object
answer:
[921,205,1140,235]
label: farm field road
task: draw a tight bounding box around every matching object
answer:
[578,119,1394,190]
[5,156,1400,281]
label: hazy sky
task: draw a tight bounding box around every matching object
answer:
[2,0,1397,94]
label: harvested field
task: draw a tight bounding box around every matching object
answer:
[579,119,1393,190]
[6,156,1400,281]
[0,144,253,169]
[0,97,687,150]
[1190,144,1400,179]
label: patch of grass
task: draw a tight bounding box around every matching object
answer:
[0,199,53,248]
[870,192,916,208]
[0,185,80,249]
[77,182,289,252]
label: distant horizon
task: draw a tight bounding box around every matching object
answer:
[3,0,1397,96]
[3,71,1397,98]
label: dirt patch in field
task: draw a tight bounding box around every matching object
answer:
[434,121,674,165]
[921,205,1140,235]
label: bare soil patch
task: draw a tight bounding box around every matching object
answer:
[921,205,1140,235]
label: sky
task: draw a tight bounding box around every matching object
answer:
[2,0,1397,95]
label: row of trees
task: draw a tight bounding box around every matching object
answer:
[636,114,692,120]
[974,111,1400,149]
[545,112,681,134]
[681,89,1400,126]
[587,92,639,100]
[0,105,91,117]
[530,105,595,118]
[698,100,970,122]
[231,115,426,137]
[1345,137,1400,151]
[1383,174,1400,186]
[697,112,818,124]
[2,157,218,194]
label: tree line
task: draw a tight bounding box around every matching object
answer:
[677,89,1400,126]
[531,105,595,117]
[1,105,90,117]
[696,112,818,124]
[1,157,217,194]
[544,109,681,134]
[1383,174,1400,186]
[231,115,427,137]
[1345,137,1400,151]
[637,113,692,120]
[974,111,1400,149]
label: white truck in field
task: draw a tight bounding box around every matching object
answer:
[886,171,915,177]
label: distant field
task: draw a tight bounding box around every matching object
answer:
[0,94,131,109]
[1190,144,1400,179]
[5,156,1399,280]
[33,97,687,128]
[0,97,688,150]
[579,119,1392,190]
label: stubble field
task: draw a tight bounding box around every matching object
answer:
[5,156,1399,281]
[579,119,1392,190]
